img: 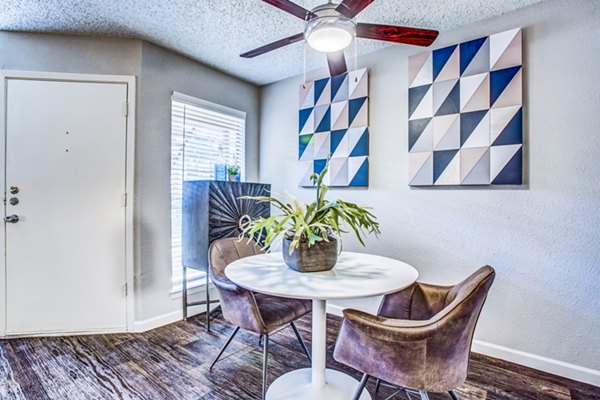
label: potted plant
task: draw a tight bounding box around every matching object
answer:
[227,165,240,182]
[241,160,380,272]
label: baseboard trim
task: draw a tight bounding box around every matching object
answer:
[471,340,600,387]
[134,288,220,333]
[133,310,183,332]
[326,303,600,387]
[326,303,345,317]
[2,327,126,339]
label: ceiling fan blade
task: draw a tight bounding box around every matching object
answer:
[356,23,439,47]
[327,51,348,76]
[336,0,375,19]
[261,0,316,20]
[240,33,304,58]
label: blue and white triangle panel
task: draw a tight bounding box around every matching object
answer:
[460,37,490,77]
[299,68,369,187]
[433,45,459,82]
[409,28,522,186]
[348,156,368,187]
[491,144,522,184]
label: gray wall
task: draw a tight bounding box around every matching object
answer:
[0,32,141,75]
[259,0,600,372]
[0,32,262,321]
[136,42,261,319]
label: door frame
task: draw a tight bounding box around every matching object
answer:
[0,70,136,336]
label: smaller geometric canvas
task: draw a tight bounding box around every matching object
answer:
[299,68,369,187]
[408,28,523,186]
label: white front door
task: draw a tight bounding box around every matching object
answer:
[4,78,129,335]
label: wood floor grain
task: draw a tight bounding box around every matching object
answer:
[0,311,598,400]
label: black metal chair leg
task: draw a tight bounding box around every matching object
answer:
[352,373,369,400]
[182,265,188,321]
[262,334,269,400]
[290,322,311,362]
[375,378,381,392]
[449,390,460,400]
[205,272,211,331]
[209,326,240,370]
[259,334,263,346]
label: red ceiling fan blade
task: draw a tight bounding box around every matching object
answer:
[327,51,348,76]
[356,23,439,47]
[336,0,375,19]
[262,0,316,20]
[240,33,304,58]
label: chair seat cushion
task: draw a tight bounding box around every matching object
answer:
[254,293,311,332]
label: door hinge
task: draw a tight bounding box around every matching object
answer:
[121,192,128,207]
[124,283,128,297]
[122,102,129,117]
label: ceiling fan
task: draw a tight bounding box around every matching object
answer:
[240,0,439,76]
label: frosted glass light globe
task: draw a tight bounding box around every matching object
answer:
[305,16,355,53]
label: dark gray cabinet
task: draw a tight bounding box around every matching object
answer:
[181,180,271,327]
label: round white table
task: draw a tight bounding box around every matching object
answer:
[225,251,418,400]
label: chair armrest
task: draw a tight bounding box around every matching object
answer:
[210,267,245,294]
[334,308,434,381]
[212,276,243,293]
[343,308,436,342]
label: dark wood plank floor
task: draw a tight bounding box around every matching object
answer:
[1,311,598,400]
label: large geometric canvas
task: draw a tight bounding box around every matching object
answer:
[299,68,369,187]
[408,28,523,186]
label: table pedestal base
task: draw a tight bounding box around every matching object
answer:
[266,368,372,400]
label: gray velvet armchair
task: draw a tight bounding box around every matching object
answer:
[333,266,495,400]
[207,237,312,400]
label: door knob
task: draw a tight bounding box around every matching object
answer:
[5,214,19,223]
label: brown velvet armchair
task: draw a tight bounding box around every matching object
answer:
[207,237,312,400]
[333,266,495,400]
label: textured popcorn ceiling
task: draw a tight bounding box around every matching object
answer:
[0,0,544,85]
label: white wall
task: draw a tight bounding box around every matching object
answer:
[259,0,600,383]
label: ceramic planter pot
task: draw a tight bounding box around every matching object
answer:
[282,237,338,273]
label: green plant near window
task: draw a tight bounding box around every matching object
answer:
[240,159,380,255]
[227,165,240,176]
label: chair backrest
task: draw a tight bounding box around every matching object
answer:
[207,237,266,333]
[208,237,264,285]
[425,266,495,390]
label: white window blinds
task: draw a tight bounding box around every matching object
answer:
[171,92,246,290]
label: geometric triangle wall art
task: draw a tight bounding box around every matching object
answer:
[299,68,369,187]
[408,28,522,186]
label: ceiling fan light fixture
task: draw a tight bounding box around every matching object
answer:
[305,16,355,53]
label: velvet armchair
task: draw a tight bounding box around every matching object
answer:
[333,266,495,400]
[207,237,312,400]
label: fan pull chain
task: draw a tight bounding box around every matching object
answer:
[354,15,358,80]
[354,34,358,79]
[303,42,307,89]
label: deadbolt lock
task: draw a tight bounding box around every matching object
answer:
[9,186,19,194]
[9,197,19,206]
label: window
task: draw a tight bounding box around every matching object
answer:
[171,92,246,291]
